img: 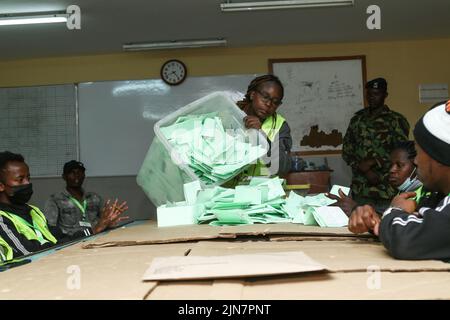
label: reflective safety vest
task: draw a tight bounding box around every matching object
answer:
[0,237,13,262]
[0,205,57,256]
[246,113,286,177]
[396,185,433,205]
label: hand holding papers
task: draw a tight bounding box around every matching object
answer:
[329,185,351,197]
[325,184,356,216]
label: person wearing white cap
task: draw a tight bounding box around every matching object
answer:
[348,101,450,260]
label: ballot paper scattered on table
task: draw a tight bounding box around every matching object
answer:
[142,251,327,281]
[157,177,350,228]
[311,206,349,227]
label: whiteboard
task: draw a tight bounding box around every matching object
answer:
[270,56,366,154]
[0,84,77,177]
[78,74,259,177]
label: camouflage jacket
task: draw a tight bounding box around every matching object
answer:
[342,105,410,200]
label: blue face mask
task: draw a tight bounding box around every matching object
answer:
[397,168,422,192]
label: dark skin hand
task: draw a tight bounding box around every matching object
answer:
[326,189,357,217]
[348,192,418,236]
[93,198,129,234]
[348,205,381,235]
[244,115,262,130]
[390,192,417,213]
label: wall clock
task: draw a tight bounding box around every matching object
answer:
[160,59,187,85]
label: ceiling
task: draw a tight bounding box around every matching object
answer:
[0,0,449,60]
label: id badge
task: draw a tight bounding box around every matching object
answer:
[79,221,92,228]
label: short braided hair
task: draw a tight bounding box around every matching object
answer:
[237,74,284,110]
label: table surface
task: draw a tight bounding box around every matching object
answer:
[1,220,449,300]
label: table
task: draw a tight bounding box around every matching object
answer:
[0,220,449,300]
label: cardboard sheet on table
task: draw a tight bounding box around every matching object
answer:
[142,251,327,281]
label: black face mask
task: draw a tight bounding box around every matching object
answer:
[6,183,33,205]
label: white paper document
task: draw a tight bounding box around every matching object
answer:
[142,251,327,281]
[312,206,349,228]
[329,185,350,197]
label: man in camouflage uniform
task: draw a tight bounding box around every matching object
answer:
[343,78,410,213]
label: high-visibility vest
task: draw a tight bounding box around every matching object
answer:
[0,205,57,248]
[246,113,286,177]
[0,237,13,262]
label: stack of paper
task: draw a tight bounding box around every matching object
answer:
[160,113,267,185]
[196,177,290,226]
[157,178,349,228]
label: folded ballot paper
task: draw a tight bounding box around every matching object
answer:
[142,251,327,281]
[157,179,349,228]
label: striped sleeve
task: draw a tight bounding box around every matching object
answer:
[0,216,31,257]
[379,196,450,260]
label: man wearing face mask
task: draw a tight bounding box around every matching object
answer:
[0,151,59,261]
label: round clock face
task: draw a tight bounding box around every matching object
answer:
[160,59,187,85]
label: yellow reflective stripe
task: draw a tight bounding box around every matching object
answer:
[261,114,285,142]
[28,206,57,244]
[0,238,11,262]
[9,214,48,245]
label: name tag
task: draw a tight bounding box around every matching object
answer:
[79,221,92,228]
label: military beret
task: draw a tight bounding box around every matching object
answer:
[365,78,387,91]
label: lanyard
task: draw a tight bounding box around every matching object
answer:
[11,213,48,245]
[266,114,277,141]
[69,197,87,217]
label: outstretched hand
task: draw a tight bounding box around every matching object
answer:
[94,198,129,234]
[326,189,357,217]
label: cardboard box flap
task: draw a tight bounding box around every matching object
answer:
[83,220,368,249]
[218,223,367,237]
[142,251,327,281]
[0,243,190,300]
[83,221,227,249]
[147,272,450,300]
[187,240,450,272]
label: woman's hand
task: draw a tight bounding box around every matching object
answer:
[244,115,262,129]
[326,189,357,217]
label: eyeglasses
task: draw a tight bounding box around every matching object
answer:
[255,90,282,107]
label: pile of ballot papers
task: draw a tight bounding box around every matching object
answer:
[160,113,267,185]
[157,177,350,228]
